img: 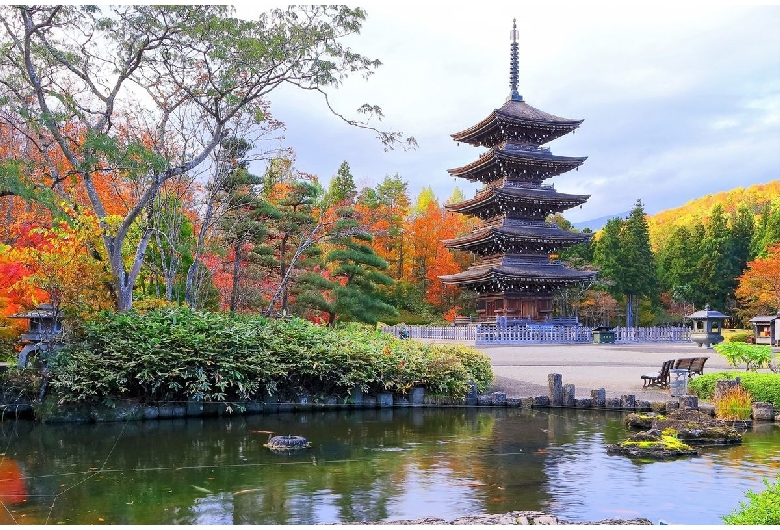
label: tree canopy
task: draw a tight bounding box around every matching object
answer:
[0,5,412,311]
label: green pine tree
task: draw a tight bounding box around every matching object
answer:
[295,230,397,325]
[328,160,357,205]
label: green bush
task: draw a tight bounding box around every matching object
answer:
[714,342,774,371]
[47,308,494,406]
[0,367,42,404]
[724,332,751,343]
[688,372,780,408]
[723,476,780,525]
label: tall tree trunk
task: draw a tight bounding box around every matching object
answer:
[230,241,242,313]
[280,233,288,313]
[265,222,323,317]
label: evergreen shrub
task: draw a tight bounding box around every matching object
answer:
[724,332,751,343]
[47,308,494,406]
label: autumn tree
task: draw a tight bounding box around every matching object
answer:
[356,173,411,280]
[4,212,114,319]
[735,243,780,318]
[0,5,413,311]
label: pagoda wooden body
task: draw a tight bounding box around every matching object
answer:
[440,21,594,322]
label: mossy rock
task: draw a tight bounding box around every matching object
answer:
[624,412,664,430]
[607,429,698,459]
[653,409,742,445]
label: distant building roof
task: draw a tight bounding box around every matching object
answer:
[749,315,780,323]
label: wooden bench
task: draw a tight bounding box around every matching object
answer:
[674,357,708,377]
[641,359,675,388]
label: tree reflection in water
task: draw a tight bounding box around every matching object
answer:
[0,408,777,524]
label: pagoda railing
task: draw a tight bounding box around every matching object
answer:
[380,325,691,344]
[477,180,555,195]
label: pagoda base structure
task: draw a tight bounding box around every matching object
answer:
[476,292,553,323]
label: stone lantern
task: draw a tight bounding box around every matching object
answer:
[8,303,64,367]
[687,304,728,348]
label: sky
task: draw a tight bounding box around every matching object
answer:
[238,3,780,224]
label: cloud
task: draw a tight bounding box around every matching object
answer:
[241,5,780,223]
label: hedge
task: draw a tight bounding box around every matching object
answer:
[687,372,780,408]
[43,308,494,406]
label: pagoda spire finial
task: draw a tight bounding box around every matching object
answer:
[509,18,522,102]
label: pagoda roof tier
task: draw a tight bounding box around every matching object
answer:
[451,99,583,148]
[447,143,586,184]
[446,182,590,219]
[442,219,591,253]
[439,255,595,289]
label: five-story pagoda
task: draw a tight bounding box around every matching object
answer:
[440,20,595,322]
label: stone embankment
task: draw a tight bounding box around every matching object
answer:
[342,511,651,525]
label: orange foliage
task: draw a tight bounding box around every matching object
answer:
[735,243,780,316]
[1,210,113,316]
[406,199,474,307]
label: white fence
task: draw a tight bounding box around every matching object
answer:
[476,325,592,344]
[381,324,691,345]
[611,326,691,342]
[382,325,476,341]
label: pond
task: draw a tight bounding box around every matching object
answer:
[0,407,778,525]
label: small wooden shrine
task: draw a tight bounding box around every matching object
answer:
[440,19,595,322]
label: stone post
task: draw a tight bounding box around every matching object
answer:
[548,373,563,406]
[591,388,606,408]
[563,384,576,407]
[679,395,698,410]
[409,387,424,406]
[714,378,741,400]
[378,392,393,408]
[620,395,637,410]
[465,382,478,406]
[752,402,775,422]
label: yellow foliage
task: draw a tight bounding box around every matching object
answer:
[647,180,780,250]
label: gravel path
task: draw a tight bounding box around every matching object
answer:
[420,340,742,402]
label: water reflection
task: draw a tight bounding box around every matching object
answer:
[0,408,777,525]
